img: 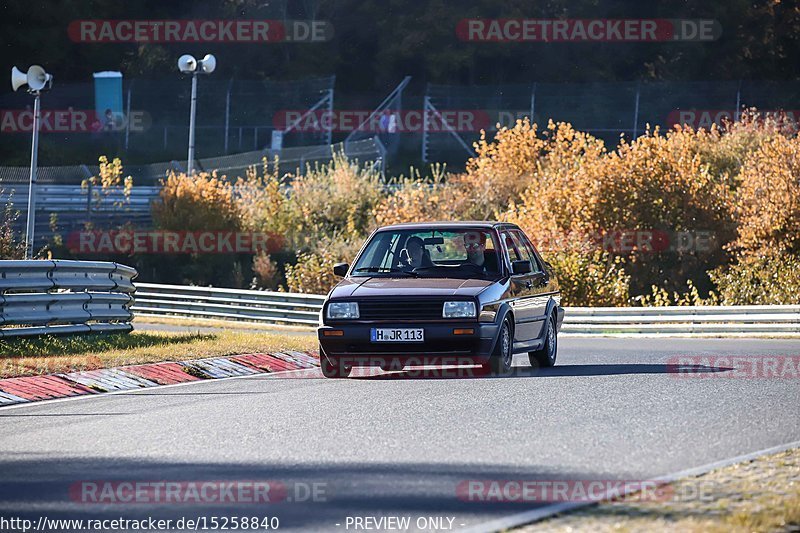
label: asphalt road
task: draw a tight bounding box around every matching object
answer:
[0,337,798,532]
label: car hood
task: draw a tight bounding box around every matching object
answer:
[329,277,493,299]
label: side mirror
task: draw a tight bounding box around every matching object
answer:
[333,263,349,277]
[512,260,532,275]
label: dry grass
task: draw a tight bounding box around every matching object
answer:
[132,315,316,332]
[0,330,317,378]
[518,448,800,533]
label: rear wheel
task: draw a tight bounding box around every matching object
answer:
[529,314,557,367]
[319,347,351,378]
[486,318,513,375]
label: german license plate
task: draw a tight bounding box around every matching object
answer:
[370,328,424,342]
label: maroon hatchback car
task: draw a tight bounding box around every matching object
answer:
[317,222,564,377]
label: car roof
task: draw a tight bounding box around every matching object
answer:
[377,221,519,231]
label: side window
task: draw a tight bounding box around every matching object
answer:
[501,231,523,264]
[512,230,544,273]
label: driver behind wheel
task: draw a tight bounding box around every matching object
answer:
[463,231,487,270]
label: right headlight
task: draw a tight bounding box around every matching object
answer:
[326,302,360,319]
[443,301,476,318]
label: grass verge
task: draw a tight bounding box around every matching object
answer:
[517,447,800,533]
[0,330,317,379]
[132,315,315,332]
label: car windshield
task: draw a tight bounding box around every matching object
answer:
[351,228,502,279]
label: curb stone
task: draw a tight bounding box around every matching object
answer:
[0,351,320,406]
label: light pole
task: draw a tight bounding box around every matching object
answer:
[11,65,53,259]
[178,54,216,175]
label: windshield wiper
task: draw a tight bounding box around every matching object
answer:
[354,267,419,277]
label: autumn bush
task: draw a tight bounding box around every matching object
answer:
[252,252,280,290]
[81,156,133,217]
[730,133,800,255]
[284,238,363,294]
[0,199,25,260]
[549,250,631,307]
[146,170,245,286]
[373,165,453,226]
[115,112,800,304]
[709,251,800,305]
[153,171,239,232]
[238,152,383,251]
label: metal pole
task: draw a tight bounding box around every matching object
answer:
[187,73,198,175]
[422,96,430,163]
[530,82,537,122]
[632,84,641,139]
[734,81,742,122]
[124,83,132,150]
[224,78,232,154]
[25,93,41,259]
[326,88,334,146]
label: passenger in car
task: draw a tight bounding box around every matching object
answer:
[403,236,433,269]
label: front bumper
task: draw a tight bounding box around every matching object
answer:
[318,322,499,367]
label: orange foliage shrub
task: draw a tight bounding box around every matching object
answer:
[153,171,239,231]
[284,237,363,295]
[502,122,737,298]
[500,121,607,250]
[252,252,280,290]
[731,134,800,255]
[148,171,243,287]
[373,166,455,226]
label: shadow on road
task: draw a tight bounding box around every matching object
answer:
[0,456,599,530]
[350,363,733,380]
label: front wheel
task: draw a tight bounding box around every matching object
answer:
[529,315,557,367]
[320,348,351,378]
[486,319,513,375]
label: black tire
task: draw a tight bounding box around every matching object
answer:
[320,347,351,378]
[529,313,557,368]
[486,318,513,375]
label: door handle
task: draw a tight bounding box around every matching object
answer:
[525,280,532,289]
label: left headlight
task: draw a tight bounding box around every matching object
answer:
[443,301,476,318]
[326,302,360,319]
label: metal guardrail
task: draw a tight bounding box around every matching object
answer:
[0,260,137,338]
[131,283,800,334]
[562,305,800,334]
[132,283,324,326]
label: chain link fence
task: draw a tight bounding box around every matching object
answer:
[0,77,335,165]
[423,80,800,164]
[0,137,385,247]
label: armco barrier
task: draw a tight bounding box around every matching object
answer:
[132,283,324,326]
[0,260,137,338]
[562,305,800,334]
[131,283,800,334]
